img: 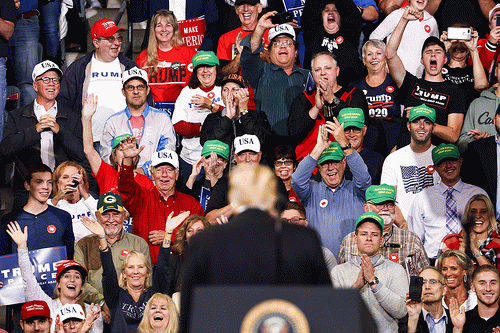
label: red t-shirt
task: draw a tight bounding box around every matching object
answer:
[136,45,197,103]
[93,159,154,194]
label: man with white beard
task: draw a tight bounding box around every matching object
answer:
[337,184,429,276]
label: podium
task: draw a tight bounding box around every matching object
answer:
[187,286,378,332]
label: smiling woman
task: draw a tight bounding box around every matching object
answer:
[137,293,179,333]
[5,222,103,333]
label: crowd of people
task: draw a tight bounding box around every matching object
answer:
[3,0,500,332]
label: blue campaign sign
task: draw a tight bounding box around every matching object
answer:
[0,246,67,306]
[281,0,306,26]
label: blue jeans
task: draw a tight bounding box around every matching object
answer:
[9,15,40,107]
[0,57,6,143]
[40,0,61,59]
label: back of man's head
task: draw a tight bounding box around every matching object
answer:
[229,164,277,211]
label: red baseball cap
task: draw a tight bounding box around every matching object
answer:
[91,18,125,39]
[21,300,51,320]
[56,260,88,282]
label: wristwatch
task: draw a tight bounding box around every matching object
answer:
[341,143,352,150]
[368,276,379,286]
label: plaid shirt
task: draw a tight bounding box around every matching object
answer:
[440,230,500,270]
[337,224,430,276]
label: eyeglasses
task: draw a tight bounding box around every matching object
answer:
[124,84,146,92]
[282,217,306,224]
[274,159,293,167]
[369,201,395,210]
[100,35,123,43]
[36,77,59,84]
[345,128,362,134]
[422,279,442,286]
[273,40,293,47]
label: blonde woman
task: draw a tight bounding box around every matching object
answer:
[135,9,197,112]
[81,210,189,332]
[137,293,179,333]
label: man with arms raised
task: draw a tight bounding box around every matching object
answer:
[385,6,466,147]
[292,120,371,256]
[118,139,204,263]
[331,212,408,333]
[338,184,429,276]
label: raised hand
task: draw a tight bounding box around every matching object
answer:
[216,215,229,224]
[257,11,278,30]
[6,221,28,250]
[81,303,101,333]
[234,87,249,111]
[449,297,466,330]
[165,211,191,234]
[81,215,106,239]
[119,136,145,159]
[402,6,423,21]
[464,29,479,51]
[326,117,349,148]
[82,94,98,120]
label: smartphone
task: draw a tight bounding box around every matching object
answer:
[497,13,500,27]
[409,276,423,302]
[272,12,293,25]
[71,179,79,188]
[447,27,472,41]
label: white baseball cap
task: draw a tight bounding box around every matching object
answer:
[234,134,260,154]
[56,304,85,323]
[268,24,296,41]
[122,67,149,86]
[151,149,179,169]
[32,60,63,81]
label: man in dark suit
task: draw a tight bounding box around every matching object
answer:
[461,107,498,210]
[179,164,331,332]
[0,60,85,210]
[404,267,453,333]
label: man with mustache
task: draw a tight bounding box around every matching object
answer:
[338,184,429,276]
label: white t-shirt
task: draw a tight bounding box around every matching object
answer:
[172,85,223,164]
[380,144,441,219]
[33,100,57,170]
[87,56,127,142]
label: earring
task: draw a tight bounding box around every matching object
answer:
[463,274,467,283]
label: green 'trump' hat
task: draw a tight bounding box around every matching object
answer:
[201,140,230,160]
[97,192,124,214]
[192,51,219,69]
[432,143,460,165]
[317,142,343,164]
[365,184,396,204]
[355,212,384,232]
[338,107,365,129]
[112,134,131,150]
[408,104,436,123]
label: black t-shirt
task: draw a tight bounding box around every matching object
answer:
[344,147,384,185]
[396,71,467,147]
[354,74,403,156]
[442,64,480,107]
[0,0,16,57]
[463,306,500,333]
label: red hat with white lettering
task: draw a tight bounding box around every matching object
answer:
[56,260,87,282]
[91,18,125,39]
[21,300,51,320]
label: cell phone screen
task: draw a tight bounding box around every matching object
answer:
[409,276,423,302]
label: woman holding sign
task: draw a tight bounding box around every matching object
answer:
[136,10,197,116]
[80,210,189,332]
[5,221,103,333]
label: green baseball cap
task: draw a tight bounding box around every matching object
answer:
[201,140,230,160]
[355,212,384,232]
[317,142,344,165]
[408,104,436,123]
[365,184,396,204]
[97,192,124,214]
[192,51,219,69]
[338,107,365,129]
[432,143,460,165]
[112,134,131,150]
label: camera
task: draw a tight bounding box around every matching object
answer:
[447,27,472,41]
[271,12,293,25]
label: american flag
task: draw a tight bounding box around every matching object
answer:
[401,165,434,194]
